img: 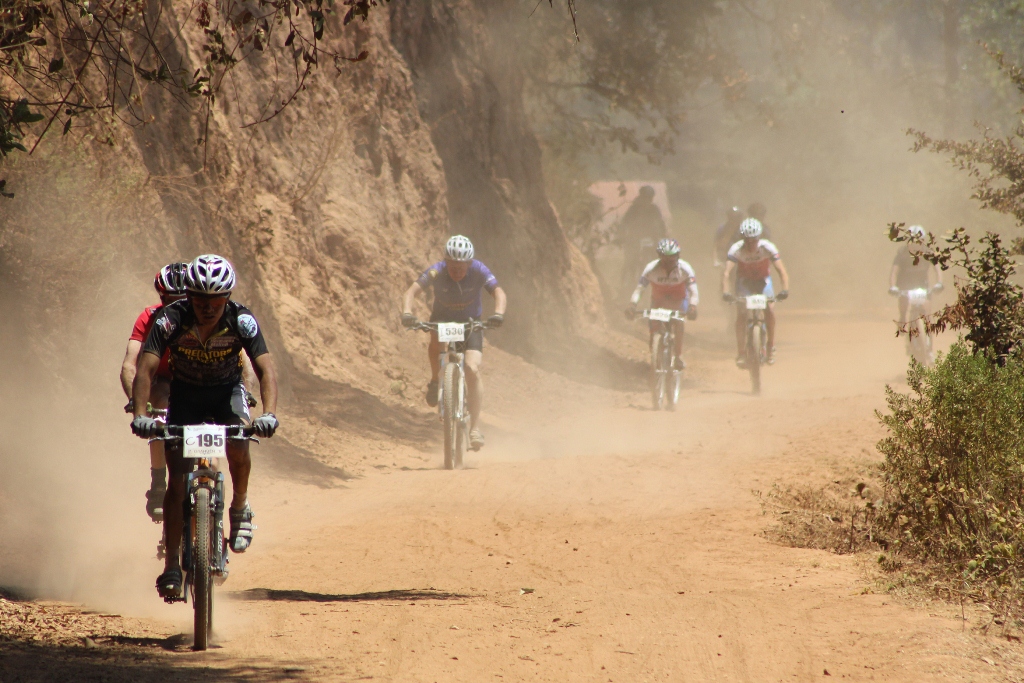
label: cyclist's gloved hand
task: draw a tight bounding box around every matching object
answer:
[245,390,258,408]
[888,286,900,297]
[487,314,505,329]
[124,398,135,414]
[401,313,418,329]
[252,413,279,437]
[131,415,160,438]
[776,290,789,301]
[624,305,637,321]
[687,307,698,321]
[722,292,735,303]
[933,282,944,293]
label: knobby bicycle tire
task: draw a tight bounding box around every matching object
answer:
[651,332,667,411]
[193,487,211,650]
[748,322,762,396]
[443,363,458,470]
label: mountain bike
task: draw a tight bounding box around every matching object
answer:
[901,287,933,367]
[155,424,256,651]
[729,293,777,396]
[410,319,492,469]
[639,308,685,411]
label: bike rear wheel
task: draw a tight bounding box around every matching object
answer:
[747,322,762,396]
[193,487,212,651]
[443,363,459,470]
[650,333,667,411]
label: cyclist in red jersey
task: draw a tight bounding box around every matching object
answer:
[120,263,188,522]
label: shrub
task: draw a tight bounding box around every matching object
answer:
[878,343,1024,611]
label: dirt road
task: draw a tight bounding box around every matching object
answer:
[5,311,1024,682]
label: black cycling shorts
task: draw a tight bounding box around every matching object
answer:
[166,381,250,476]
[429,314,484,352]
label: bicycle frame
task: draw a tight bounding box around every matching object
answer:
[639,309,685,411]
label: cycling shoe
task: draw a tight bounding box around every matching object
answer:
[469,429,485,451]
[156,567,183,600]
[229,503,257,553]
[766,347,777,365]
[735,356,747,369]
[425,379,439,407]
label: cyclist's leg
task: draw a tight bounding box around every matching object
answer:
[225,383,252,511]
[162,441,186,574]
[428,331,442,382]
[766,303,776,350]
[897,295,909,326]
[673,300,688,360]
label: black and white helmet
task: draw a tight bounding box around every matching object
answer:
[154,262,189,296]
[739,218,763,239]
[185,254,236,294]
[445,235,475,262]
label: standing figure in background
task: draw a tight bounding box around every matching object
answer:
[617,186,668,297]
[713,206,745,267]
[889,225,943,361]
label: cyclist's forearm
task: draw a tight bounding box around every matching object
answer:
[253,354,279,414]
[120,340,142,398]
[889,265,899,288]
[131,352,160,417]
[774,260,790,291]
[629,285,644,305]
[492,286,507,315]
[402,282,422,315]
[721,263,734,294]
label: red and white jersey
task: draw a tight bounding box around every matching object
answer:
[638,259,699,305]
[727,239,780,280]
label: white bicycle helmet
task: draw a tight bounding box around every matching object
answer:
[445,235,475,262]
[908,225,925,239]
[656,238,680,257]
[739,218,763,239]
[154,262,189,296]
[185,254,236,294]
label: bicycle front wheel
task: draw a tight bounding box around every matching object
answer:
[193,487,211,651]
[650,333,667,411]
[747,322,762,396]
[443,362,459,470]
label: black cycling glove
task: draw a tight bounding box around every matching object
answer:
[401,313,418,328]
[131,415,160,438]
[252,413,279,437]
[487,314,505,328]
[776,290,789,301]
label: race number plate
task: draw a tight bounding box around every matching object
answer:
[436,323,466,343]
[648,308,673,322]
[183,425,227,459]
[745,295,768,310]
[906,288,929,305]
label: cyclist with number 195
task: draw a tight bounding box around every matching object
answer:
[130,254,279,602]
[401,235,507,451]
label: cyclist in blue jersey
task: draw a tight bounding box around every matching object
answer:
[401,235,507,450]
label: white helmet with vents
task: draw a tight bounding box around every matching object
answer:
[186,254,236,294]
[739,218,763,239]
[445,235,475,262]
[908,225,925,239]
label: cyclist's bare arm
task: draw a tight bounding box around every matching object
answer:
[773,259,790,291]
[251,353,279,415]
[132,351,161,418]
[120,339,143,399]
[241,353,258,393]
[402,282,423,316]
[889,263,899,289]
[721,261,736,296]
[491,286,508,315]
[629,283,645,306]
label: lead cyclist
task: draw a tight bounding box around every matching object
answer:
[400,235,507,451]
[625,238,699,370]
[130,254,279,599]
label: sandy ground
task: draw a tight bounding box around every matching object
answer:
[4,309,1024,682]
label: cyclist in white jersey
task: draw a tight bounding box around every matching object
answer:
[722,218,790,366]
[626,238,699,370]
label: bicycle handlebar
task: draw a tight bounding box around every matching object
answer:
[408,320,495,333]
[640,309,686,320]
[159,425,257,439]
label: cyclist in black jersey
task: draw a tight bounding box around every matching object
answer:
[130,254,279,600]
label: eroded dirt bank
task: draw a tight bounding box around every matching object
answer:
[3,311,1022,682]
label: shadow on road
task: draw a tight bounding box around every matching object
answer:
[0,640,306,683]
[230,588,474,603]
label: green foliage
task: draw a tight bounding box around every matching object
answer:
[877,344,1024,609]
